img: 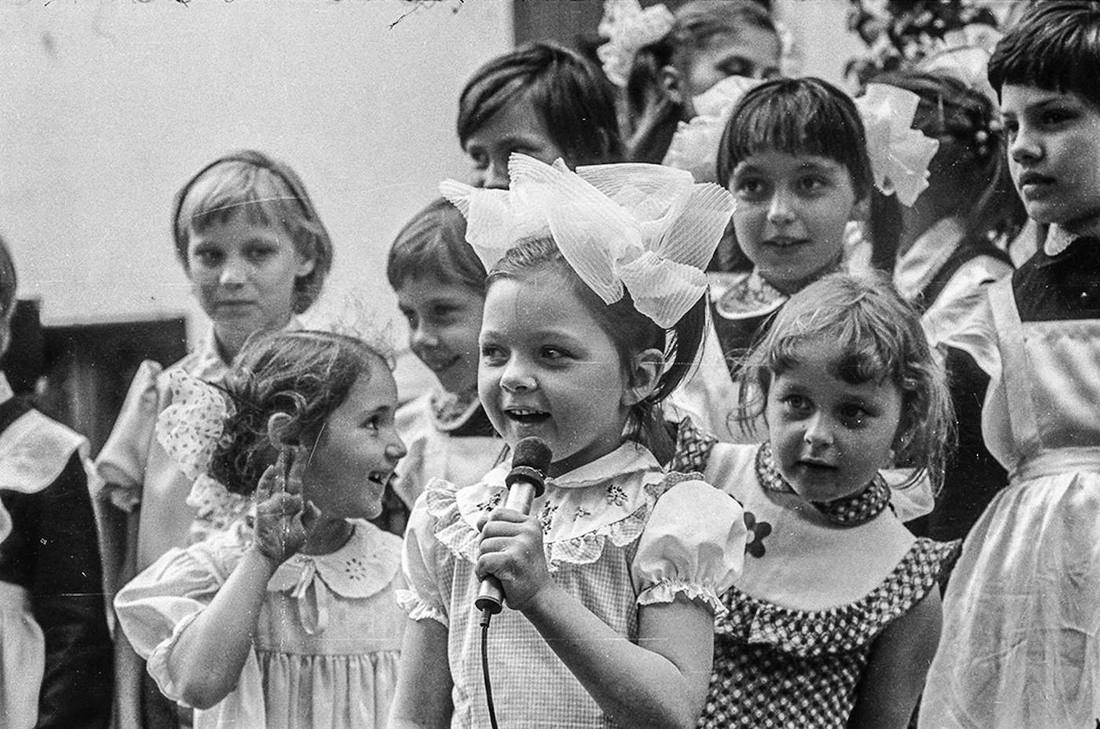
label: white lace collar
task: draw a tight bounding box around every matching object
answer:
[894,216,966,301]
[265,522,401,634]
[448,442,673,568]
[1045,220,1100,256]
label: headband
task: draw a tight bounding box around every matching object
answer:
[440,154,734,329]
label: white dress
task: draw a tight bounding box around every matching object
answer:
[115,519,405,729]
[919,273,1100,727]
[400,442,747,729]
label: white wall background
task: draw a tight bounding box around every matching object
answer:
[0,0,511,350]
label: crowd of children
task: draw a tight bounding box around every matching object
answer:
[2,1,1098,727]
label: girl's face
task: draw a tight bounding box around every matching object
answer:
[187,213,314,349]
[765,337,903,504]
[301,361,407,521]
[396,274,485,395]
[1002,84,1100,232]
[682,28,781,100]
[464,95,565,190]
[478,269,634,477]
[730,151,864,294]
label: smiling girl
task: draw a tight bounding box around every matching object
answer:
[115,331,407,729]
[389,154,746,729]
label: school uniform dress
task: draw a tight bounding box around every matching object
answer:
[115,520,405,729]
[895,217,1014,542]
[399,442,747,729]
[919,233,1100,728]
[697,442,958,728]
[0,374,112,729]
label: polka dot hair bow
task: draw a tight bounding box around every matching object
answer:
[440,154,735,329]
[156,369,236,481]
[855,83,941,207]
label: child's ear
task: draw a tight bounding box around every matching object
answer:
[622,348,665,407]
[295,252,316,278]
[267,412,300,450]
[849,193,871,223]
[659,66,687,107]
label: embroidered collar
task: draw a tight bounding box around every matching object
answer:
[429,388,483,432]
[894,216,966,301]
[266,522,401,634]
[543,442,659,489]
[712,269,788,320]
[754,442,890,526]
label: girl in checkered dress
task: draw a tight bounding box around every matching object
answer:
[389,154,748,729]
[694,273,959,729]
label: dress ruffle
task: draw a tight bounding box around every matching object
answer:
[426,472,692,571]
[716,537,959,656]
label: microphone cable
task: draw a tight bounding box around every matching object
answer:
[480,607,500,729]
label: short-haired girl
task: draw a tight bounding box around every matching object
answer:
[387,198,501,524]
[458,42,623,189]
[389,154,747,728]
[698,272,959,729]
[94,149,333,726]
[115,330,407,729]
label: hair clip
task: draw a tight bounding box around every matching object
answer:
[441,154,733,329]
[596,0,676,87]
[856,83,941,206]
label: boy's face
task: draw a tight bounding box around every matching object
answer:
[463,95,565,190]
[1002,84,1100,231]
[396,274,484,395]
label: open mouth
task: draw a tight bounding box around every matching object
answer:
[797,459,837,473]
[1017,171,1055,190]
[503,406,550,425]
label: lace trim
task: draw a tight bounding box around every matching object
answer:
[426,473,694,571]
[715,538,960,656]
[395,588,448,627]
[713,270,788,320]
[638,580,725,616]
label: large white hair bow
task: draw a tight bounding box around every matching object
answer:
[856,83,940,207]
[440,154,734,329]
[597,0,675,88]
[662,74,762,183]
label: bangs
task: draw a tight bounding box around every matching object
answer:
[180,164,302,235]
[457,72,529,146]
[988,5,1100,104]
[717,78,872,195]
[387,199,486,293]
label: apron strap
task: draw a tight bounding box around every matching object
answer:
[988,278,1042,456]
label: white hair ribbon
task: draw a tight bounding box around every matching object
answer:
[440,154,734,329]
[596,0,676,88]
[662,74,763,183]
[856,83,940,207]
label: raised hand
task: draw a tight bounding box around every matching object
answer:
[251,446,320,563]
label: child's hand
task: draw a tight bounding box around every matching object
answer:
[476,508,552,612]
[251,447,320,564]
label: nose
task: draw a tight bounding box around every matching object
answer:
[499,356,536,393]
[409,322,439,351]
[483,157,510,190]
[219,257,248,286]
[1009,123,1041,165]
[803,412,834,451]
[385,434,407,463]
[766,187,796,226]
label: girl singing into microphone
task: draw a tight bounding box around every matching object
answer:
[389,155,748,729]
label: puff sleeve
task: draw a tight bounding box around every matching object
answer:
[395,488,451,626]
[94,360,164,512]
[113,528,253,706]
[633,478,746,615]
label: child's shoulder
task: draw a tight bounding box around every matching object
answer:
[0,403,89,496]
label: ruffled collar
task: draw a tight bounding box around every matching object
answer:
[712,269,788,320]
[266,522,401,634]
[434,442,681,570]
[894,216,966,301]
[755,443,890,527]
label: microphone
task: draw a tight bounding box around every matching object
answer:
[475,436,553,615]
